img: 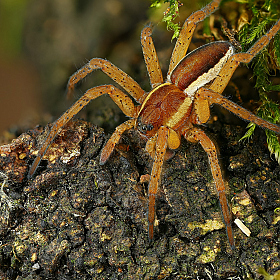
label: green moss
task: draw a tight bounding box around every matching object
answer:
[238,0,280,162]
[150,0,183,39]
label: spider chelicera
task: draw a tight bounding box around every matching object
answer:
[28,0,280,249]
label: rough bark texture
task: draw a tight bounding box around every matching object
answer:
[0,118,280,279]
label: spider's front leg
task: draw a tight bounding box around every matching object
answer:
[147,126,169,239]
[183,127,235,249]
[28,85,136,178]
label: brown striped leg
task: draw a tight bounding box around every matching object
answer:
[209,19,280,94]
[184,127,235,249]
[148,126,169,239]
[67,58,146,103]
[28,85,136,178]
[167,0,221,78]
[141,26,163,89]
[197,88,280,134]
[100,119,135,165]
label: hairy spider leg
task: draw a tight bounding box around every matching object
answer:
[28,85,136,178]
[184,127,235,249]
[209,18,280,94]
[147,126,169,239]
[197,88,280,134]
[141,26,164,89]
[67,58,146,103]
[167,0,221,77]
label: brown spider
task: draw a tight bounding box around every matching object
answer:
[28,0,280,249]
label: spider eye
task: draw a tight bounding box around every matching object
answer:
[136,117,153,135]
[147,124,153,131]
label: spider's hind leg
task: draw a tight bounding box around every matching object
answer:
[209,19,280,95]
[197,87,280,134]
[196,19,280,134]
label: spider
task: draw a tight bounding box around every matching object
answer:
[28,0,280,249]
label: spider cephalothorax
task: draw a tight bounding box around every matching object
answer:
[28,0,280,249]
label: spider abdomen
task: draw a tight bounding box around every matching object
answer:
[136,83,191,137]
[169,41,234,97]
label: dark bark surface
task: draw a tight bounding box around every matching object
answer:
[0,119,280,279]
